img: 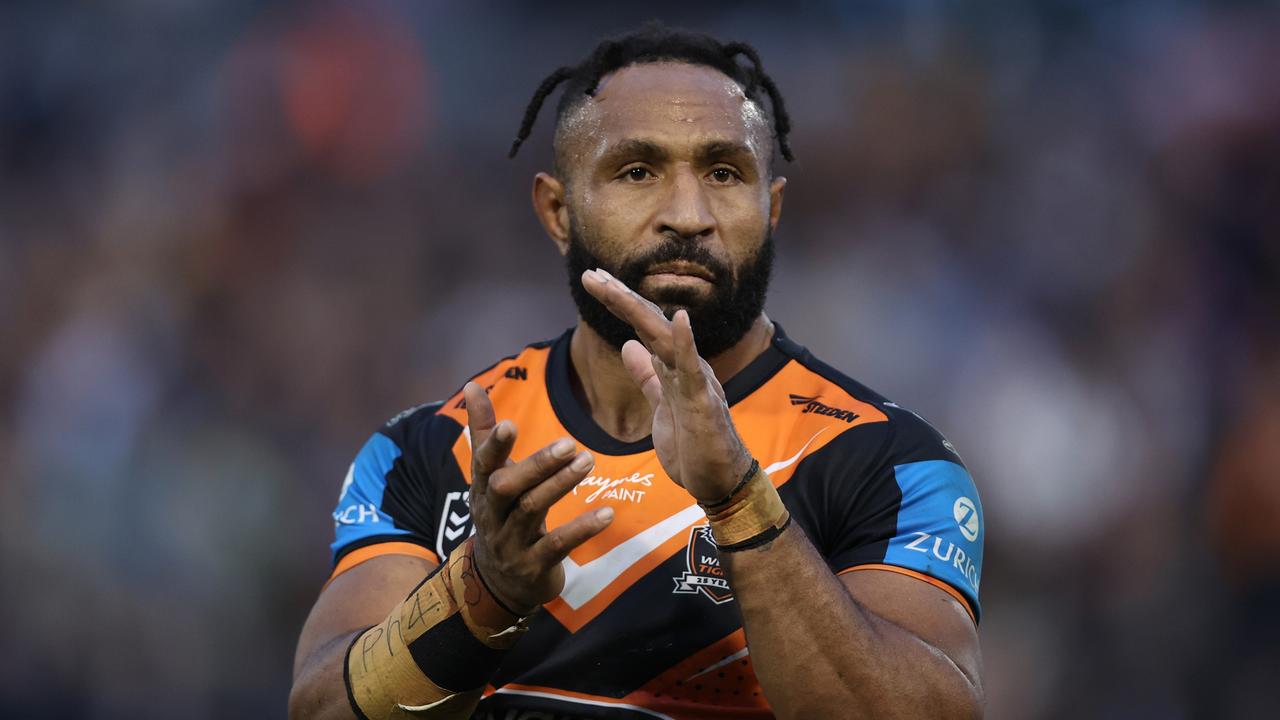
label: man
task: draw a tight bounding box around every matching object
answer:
[290,24,985,720]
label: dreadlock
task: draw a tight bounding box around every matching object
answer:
[508,22,794,164]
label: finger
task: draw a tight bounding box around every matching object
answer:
[581,269,675,363]
[506,450,595,536]
[464,381,497,447]
[466,383,515,494]
[487,436,579,517]
[533,506,616,566]
[672,311,729,404]
[650,352,679,397]
[472,420,515,495]
[672,309,702,382]
[621,340,664,412]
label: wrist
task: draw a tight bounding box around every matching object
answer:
[344,538,529,720]
[466,538,541,622]
[699,459,791,552]
[701,458,761,509]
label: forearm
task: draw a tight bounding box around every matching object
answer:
[290,630,363,720]
[295,540,523,720]
[724,526,982,719]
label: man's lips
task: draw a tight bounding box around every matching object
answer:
[644,261,716,283]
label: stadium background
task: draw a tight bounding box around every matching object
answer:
[2,1,1278,717]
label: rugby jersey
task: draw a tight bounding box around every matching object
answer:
[329,325,984,720]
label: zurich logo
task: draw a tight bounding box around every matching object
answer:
[953,496,980,542]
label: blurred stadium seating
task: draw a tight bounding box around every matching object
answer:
[1,1,1277,717]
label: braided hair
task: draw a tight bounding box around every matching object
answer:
[508,22,794,166]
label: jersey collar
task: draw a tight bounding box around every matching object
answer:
[544,323,795,456]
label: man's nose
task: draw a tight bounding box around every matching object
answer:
[654,166,715,240]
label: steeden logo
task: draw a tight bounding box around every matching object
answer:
[788,394,860,423]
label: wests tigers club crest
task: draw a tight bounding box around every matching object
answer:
[672,524,734,604]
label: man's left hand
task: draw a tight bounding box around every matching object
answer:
[581,268,754,503]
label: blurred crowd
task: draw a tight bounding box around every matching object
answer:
[2,1,1277,718]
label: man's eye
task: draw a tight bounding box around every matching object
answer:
[624,167,652,181]
[710,168,739,183]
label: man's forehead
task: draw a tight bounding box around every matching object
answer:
[563,62,769,156]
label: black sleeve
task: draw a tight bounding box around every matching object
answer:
[329,403,447,565]
[780,412,985,621]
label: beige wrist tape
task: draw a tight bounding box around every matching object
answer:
[344,538,530,720]
[702,461,792,551]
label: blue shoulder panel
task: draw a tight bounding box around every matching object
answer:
[882,460,984,620]
[330,433,412,561]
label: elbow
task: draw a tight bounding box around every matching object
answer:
[286,678,310,720]
[943,675,985,720]
[802,676,985,720]
[288,666,332,720]
[957,692,986,720]
[777,687,984,720]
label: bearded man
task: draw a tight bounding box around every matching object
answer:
[290,23,986,720]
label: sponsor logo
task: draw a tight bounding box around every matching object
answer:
[557,446,816,613]
[672,525,734,604]
[953,496,980,542]
[789,394,859,423]
[436,491,475,557]
[333,502,379,526]
[903,531,980,591]
[572,472,654,504]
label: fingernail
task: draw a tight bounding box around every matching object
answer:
[597,268,614,281]
[552,438,575,457]
[597,507,615,522]
[571,451,594,471]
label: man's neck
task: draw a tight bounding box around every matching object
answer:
[567,314,775,443]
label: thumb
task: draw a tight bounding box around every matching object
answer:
[621,339,664,412]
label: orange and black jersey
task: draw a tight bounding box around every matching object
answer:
[329,325,984,720]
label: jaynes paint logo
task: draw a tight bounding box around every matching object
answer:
[672,525,733,604]
[572,472,654,503]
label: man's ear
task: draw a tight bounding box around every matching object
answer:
[768,176,787,232]
[532,172,571,255]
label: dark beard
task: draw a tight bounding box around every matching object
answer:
[565,227,774,358]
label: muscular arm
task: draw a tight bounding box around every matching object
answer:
[289,555,438,720]
[291,383,610,720]
[725,526,984,719]
[583,269,985,718]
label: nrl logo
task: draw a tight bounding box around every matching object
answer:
[672,525,734,605]
[435,491,475,558]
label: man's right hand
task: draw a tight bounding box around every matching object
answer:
[463,382,615,615]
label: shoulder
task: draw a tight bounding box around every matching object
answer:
[377,335,560,449]
[766,328,964,474]
[330,336,562,565]
[431,337,558,429]
[770,330,984,620]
